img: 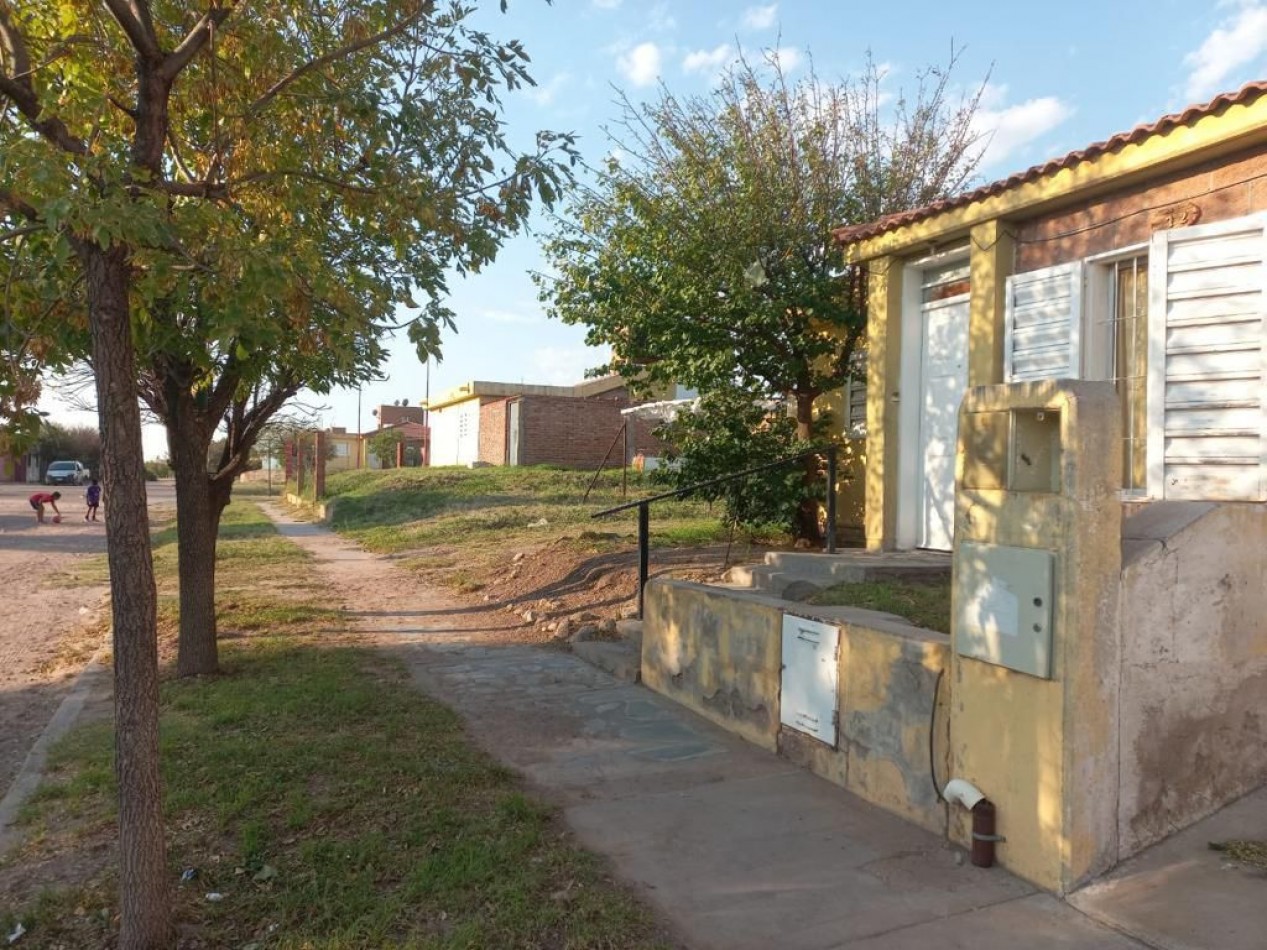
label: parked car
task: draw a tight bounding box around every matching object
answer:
[45,460,89,486]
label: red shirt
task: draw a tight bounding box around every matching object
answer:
[29,492,57,505]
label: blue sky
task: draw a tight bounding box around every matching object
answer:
[40,0,1267,458]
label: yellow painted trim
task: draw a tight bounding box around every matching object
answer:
[967,220,1014,388]
[864,257,904,550]
[844,96,1267,262]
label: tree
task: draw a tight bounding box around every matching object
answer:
[368,427,405,468]
[0,2,573,944]
[34,421,102,477]
[537,50,985,537]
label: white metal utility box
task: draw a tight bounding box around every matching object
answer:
[780,614,840,745]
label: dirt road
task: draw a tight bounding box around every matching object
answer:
[0,481,173,796]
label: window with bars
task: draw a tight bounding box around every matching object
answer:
[1104,255,1149,491]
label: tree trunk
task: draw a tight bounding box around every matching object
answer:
[167,404,219,678]
[83,245,171,949]
[794,390,823,544]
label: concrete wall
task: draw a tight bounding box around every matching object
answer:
[951,381,1123,895]
[642,579,950,831]
[642,581,783,751]
[1117,501,1267,857]
[779,615,948,832]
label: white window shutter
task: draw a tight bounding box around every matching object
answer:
[844,375,867,439]
[1148,213,1267,501]
[1003,261,1085,382]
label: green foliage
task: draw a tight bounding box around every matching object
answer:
[366,427,405,469]
[33,421,100,476]
[655,389,822,533]
[0,1,579,478]
[537,47,984,430]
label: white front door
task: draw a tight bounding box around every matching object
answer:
[918,295,970,551]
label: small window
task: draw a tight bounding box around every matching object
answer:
[333,443,350,457]
[921,259,971,303]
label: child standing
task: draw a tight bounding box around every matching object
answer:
[29,490,61,523]
[84,478,102,521]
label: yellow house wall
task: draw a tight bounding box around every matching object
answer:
[816,385,866,543]
[950,382,1122,894]
[839,94,1267,553]
[863,258,904,551]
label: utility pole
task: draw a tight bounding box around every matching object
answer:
[356,384,363,469]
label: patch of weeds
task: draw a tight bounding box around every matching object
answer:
[439,571,485,594]
[6,642,667,949]
[808,581,952,634]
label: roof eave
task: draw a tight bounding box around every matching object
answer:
[836,86,1267,263]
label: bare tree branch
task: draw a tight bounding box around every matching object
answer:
[101,0,161,61]
[159,4,236,83]
[246,9,428,118]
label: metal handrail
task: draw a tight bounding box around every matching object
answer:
[592,444,839,617]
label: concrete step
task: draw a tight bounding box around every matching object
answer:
[571,639,641,683]
[726,553,951,595]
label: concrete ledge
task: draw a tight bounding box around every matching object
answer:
[571,640,641,683]
[642,578,949,831]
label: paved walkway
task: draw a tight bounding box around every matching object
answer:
[262,505,1259,950]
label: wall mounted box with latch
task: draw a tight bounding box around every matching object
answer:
[780,614,840,745]
[955,541,1055,679]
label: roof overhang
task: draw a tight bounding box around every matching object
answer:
[836,85,1267,263]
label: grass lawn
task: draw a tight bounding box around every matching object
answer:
[320,465,741,554]
[1,503,668,949]
[808,581,953,634]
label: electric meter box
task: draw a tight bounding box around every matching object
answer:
[955,541,1055,679]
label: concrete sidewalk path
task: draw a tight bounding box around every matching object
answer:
[263,504,1150,949]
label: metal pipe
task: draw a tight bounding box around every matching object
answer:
[971,800,998,869]
[637,502,649,619]
[826,444,838,554]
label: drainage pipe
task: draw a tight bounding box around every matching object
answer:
[943,779,1002,868]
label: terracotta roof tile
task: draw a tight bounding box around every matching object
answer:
[833,81,1267,247]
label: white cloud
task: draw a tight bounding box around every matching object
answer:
[530,346,596,386]
[1183,2,1267,101]
[683,44,734,75]
[526,72,571,107]
[617,42,662,87]
[770,47,803,73]
[971,83,1074,170]
[742,4,778,31]
[591,0,622,9]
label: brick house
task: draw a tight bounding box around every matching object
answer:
[833,81,1267,551]
[425,374,668,468]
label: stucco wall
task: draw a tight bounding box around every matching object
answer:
[1117,501,1267,857]
[1015,144,1267,271]
[951,381,1123,895]
[642,581,783,751]
[642,579,950,831]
